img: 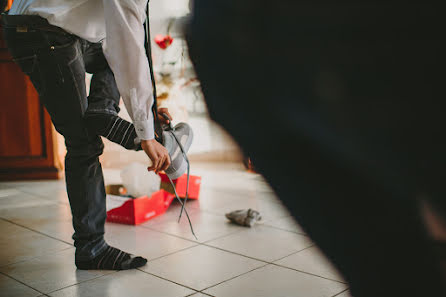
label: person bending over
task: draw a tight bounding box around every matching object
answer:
[2,0,171,270]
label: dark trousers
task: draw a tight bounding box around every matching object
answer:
[2,15,120,261]
[187,2,445,297]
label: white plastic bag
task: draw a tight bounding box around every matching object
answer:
[120,162,161,198]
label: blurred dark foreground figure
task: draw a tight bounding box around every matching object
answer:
[187,2,445,297]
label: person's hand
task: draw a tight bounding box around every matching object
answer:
[158,107,172,125]
[141,139,171,173]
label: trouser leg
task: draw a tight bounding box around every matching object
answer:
[3,25,108,260]
[81,41,142,150]
[83,42,121,116]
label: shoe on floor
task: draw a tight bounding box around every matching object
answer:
[225,209,262,227]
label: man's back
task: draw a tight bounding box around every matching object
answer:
[10,0,105,42]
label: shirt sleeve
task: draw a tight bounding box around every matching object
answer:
[102,0,155,140]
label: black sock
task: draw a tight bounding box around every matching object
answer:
[76,246,147,270]
[84,113,142,151]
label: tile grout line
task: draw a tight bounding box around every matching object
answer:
[140,222,245,245]
[258,223,308,235]
[261,223,307,236]
[200,243,271,265]
[137,269,200,293]
[137,224,200,244]
[200,228,245,245]
[3,206,267,267]
[268,245,348,284]
[0,246,74,269]
[186,292,214,297]
[0,271,46,296]
[137,235,320,294]
[14,188,69,206]
[270,262,348,284]
[198,263,270,294]
[2,182,345,294]
[332,288,350,296]
[197,260,346,295]
[0,225,117,296]
[45,271,118,295]
[140,245,272,295]
[200,243,346,284]
[147,243,201,263]
[0,217,74,246]
[270,244,316,263]
[201,241,315,266]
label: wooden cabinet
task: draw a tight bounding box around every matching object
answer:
[0,19,62,180]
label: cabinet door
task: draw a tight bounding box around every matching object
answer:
[0,22,62,180]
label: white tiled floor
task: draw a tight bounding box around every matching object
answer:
[0,274,41,297]
[0,162,348,297]
[204,265,347,297]
[274,246,344,282]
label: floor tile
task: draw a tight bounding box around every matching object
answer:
[0,220,71,267]
[31,220,74,244]
[187,293,214,297]
[264,216,306,235]
[0,204,74,244]
[221,175,276,201]
[249,174,274,192]
[4,181,65,200]
[0,248,110,294]
[0,273,41,297]
[0,180,62,190]
[5,179,64,186]
[141,202,242,243]
[0,188,22,197]
[4,180,69,204]
[244,190,280,202]
[0,191,55,210]
[28,189,70,205]
[275,246,345,282]
[0,162,350,297]
[191,164,266,194]
[104,223,197,260]
[142,245,265,291]
[190,185,281,211]
[206,225,312,262]
[12,181,69,205]
[0,203,72,223]
[187,188,242,212]
[204,264,347,297]
[12,180,65,189]
[335,290,352,297]
[48,269,194,297]
[0,183,17,190]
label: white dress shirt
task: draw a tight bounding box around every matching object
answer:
[10,0,155,140]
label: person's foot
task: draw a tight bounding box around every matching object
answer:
[162,122,194,180]
[84,113,142,151]
[75,246,147,270]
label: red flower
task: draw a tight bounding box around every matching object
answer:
[155,34,173,49]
